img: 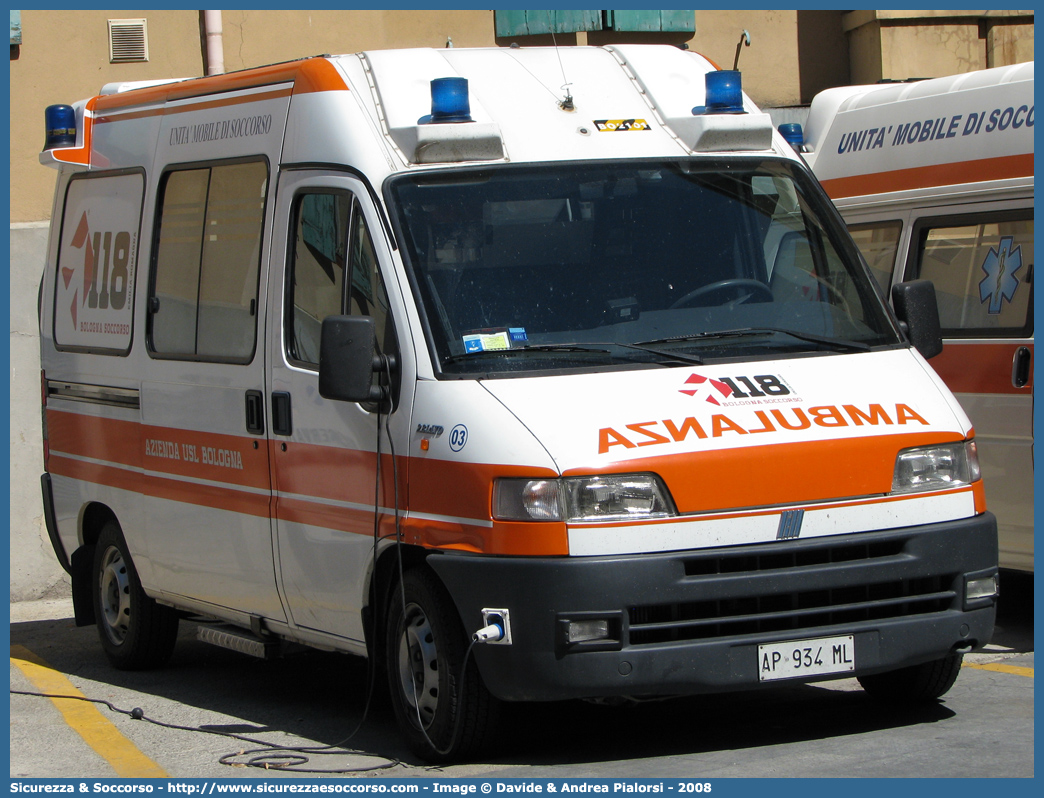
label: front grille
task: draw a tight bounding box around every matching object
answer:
[682,538,905,576]
[628,573,957,645]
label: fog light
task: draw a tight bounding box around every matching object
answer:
[568,619,611,643]
[966,574,999,602]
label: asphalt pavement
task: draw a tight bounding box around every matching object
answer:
[9,571,1034,779]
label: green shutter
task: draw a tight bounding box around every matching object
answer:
[495,10,603,37]
[608,10,695,33]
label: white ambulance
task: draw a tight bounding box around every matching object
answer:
[39,46,998,761]
[802,63,1033,572]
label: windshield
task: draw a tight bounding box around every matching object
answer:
[388,159,900,376]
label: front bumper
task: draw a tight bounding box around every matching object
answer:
[428,513,998,701]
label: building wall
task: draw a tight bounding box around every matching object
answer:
[10,223,62,601]
[220,9,496,71]
[11,10,204,224]
[11,9,842,223]
[689,10,801,108]
[843,10,1034,84]
[9,10,1035,224]
[986,19,1035,66]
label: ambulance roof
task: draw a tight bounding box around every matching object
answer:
[346,45,784,165]
[803,62,1033,198]
[46,46,793,175]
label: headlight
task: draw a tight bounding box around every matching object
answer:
[493,474,674,522]
[891,440,980,494]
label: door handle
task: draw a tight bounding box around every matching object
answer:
[245,390,265,435]
[1012,346,1032,388]
[272,392,292,436]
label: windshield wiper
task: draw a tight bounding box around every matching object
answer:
[637,327,872,353]
[526,342,703,364]
[443,341,703,366]
[441,344,613,366]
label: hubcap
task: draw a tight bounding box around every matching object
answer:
[99,545,131,645]
[397,602,439,728]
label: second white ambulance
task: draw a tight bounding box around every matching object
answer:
[803,63,1033,572]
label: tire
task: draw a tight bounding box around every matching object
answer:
[857,652,964,702]
[385,567,499,762]
[92,521,179,670]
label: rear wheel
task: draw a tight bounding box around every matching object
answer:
[385,567,499,762]
[93,521,179,670]
[857,652,964,702]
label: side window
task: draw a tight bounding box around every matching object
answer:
[287,193,351,366]
[150,160,268,362]
[847,220,903,294]
[286,191,397,377]
[347,204,396,371]
[908,213,1033,337]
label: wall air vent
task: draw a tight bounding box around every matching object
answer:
[108,19,148,63]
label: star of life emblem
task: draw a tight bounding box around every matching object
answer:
[979,236,1023,315]
[679,374,733,405]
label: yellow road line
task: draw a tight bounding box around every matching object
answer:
[10,644,169,778]
[963,661,1034,678]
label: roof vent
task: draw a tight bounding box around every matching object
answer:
[108,19,149,63]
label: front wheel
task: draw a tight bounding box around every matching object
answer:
[93,521,179,670]
[385,567,499,762]
[857,652,964,702]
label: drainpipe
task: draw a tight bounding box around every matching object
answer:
[204,10,224,75]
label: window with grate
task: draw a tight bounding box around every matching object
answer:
[108,18,148,63]
[607,10,695,32]
[495,10,695,37]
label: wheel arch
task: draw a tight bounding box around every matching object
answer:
[366,542,432,655]
[69,502,120,627]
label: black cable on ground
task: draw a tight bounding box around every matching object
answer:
[10,689,401,775]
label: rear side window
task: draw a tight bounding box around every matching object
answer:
[53,171,144,354]
[149,160,268,362]
[906,212,1033,337]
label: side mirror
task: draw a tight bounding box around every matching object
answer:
[891,279,943,360]
[318,316,384,403]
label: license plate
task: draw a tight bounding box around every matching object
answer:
[758,635,855,681]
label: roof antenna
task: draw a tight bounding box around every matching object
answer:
[733,29,751,71]
[547,11,574,111]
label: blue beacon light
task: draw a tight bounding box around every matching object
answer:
[419,77,474,124]
[778,122,805,151]
[692,70,746,116]
[44,104,77,150]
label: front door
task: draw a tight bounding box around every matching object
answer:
[267,170,412,643]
